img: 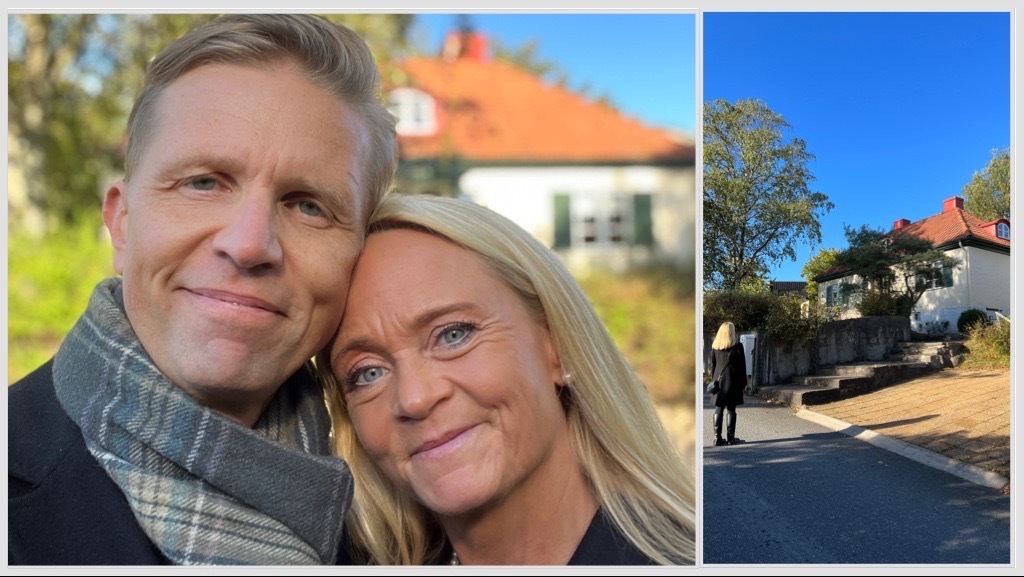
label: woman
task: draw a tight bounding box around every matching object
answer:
[708,321,749,446]
[317,194,694,565]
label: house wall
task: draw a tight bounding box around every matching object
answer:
[912,245,1010,332]
[459,165,695,272]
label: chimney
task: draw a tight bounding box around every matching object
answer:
[893,218,910,230]
[441,30,490,62]
[943,196,964,213]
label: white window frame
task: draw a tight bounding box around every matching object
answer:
[388,87,437,137]
[996,222,1010,240]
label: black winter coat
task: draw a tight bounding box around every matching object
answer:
[8,360,170,565]
[709,343,746,408]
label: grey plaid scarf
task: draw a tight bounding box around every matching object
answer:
[52,278,352,565]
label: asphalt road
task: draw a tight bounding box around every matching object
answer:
[702,394,1011,564]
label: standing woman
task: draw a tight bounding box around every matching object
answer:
[709,322,749,446]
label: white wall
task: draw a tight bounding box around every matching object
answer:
[458,165,695,270]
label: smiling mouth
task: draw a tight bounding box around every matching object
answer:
[188,288,284,316]
[412,425,478,458]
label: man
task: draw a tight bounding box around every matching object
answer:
[8,14,397,565]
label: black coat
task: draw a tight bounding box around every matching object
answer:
[709,343,746,408]
[7,360,170,565]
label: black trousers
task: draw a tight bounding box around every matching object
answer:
[713,405,738,440]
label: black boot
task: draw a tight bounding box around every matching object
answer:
[713,412,726,446]
[726,411,739,445]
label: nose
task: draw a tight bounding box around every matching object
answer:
[211,192,284,271]
[394,360,453,421]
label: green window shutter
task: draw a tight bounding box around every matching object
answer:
[553,194,571,249]
[825,285,833,308]
[633,194,653,247]
[941,264,953,287]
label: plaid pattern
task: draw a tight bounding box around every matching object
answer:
[52,278,352,565]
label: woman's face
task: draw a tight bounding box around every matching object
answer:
[330,228,574,518]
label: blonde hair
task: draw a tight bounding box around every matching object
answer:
[124,14,397,218]
[317,194,695,565]
[711,321,737,350]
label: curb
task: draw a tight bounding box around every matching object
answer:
[795,409,1010,492]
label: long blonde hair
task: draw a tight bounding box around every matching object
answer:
[317,194,695,565]
[711,321,738,350]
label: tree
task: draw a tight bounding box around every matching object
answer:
[800,247,840,302]
[832,225,959,317]
[961,147,1010,221]
[703,98,833,290]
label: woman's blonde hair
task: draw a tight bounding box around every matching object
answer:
[317,194,695,565]
[711,321,737,350]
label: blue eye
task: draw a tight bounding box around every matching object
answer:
[437,323,475,348]
[297,200,324,218]
[187,176,218,190]
[347,366,386,389]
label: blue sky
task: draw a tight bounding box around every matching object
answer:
[704,12,1011,282]
[410,13,697,135]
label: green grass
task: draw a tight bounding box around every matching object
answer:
[959,319,1011,370]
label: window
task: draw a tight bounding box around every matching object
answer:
[387,88,437,136]
[552,193,654,249]
[996,222,1010,240]
[825,283,849,308]
[915,262,953,291]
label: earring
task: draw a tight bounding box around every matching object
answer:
[560,370,573,387]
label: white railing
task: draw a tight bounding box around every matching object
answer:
[994,311,1011,325]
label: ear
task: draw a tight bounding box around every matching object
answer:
[543,329,567,386]
[103,181,129,275]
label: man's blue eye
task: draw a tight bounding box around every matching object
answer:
[189,177,217,190]
[298,200,323,217]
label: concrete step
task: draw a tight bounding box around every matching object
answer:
[757,360,939,407]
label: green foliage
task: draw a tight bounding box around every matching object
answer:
[833,224,959,317]
[704,289,832,343]
[957,308,990,333]
[962,148,1010,221]
[702,289,773,335]
[801,247,840,301]
[577,267,694,404]
[959,319,1010,370]
[856,290,913,317]
[763,295,827,343]
[8,218,115,383]
[703,98,833,290]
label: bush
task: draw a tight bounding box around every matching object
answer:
[857,290,912,317]
[702,289,773,335]
[957,308,990,333]
[960,319,1010,370]
[578,266,694,404]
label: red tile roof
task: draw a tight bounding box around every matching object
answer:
[898,207,1010,250]
[396,56,692,164]
[815,202,1010,281]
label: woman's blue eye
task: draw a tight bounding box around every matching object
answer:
[437,323,475,347]
[297,200,323,217]
[347,366,385,388]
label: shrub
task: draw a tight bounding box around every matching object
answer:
[959,319,1010,370]
[702,289,773,335]
[857,290,910,317]
[578,266,694,404]
[957,308,990,333]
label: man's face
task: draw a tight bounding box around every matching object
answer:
[103,62,368,425]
